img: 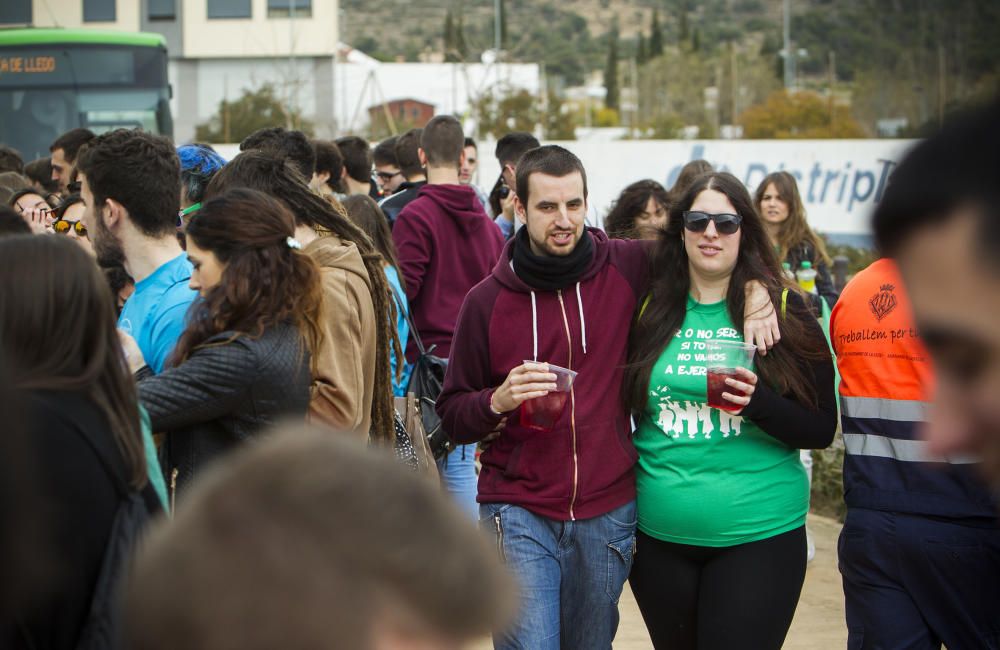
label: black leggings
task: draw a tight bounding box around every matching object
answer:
[629,526,806,650]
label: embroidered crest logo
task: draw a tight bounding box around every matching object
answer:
[869,284,898,322]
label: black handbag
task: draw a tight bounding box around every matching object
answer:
[396,291,454,460]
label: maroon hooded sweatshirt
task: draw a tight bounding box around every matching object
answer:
[393,183,504,360]
[437,229,650,521]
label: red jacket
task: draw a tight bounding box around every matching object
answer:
[393,183,504,360]
[437,230,650,521]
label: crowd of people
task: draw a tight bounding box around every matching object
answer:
[1,96,999,650]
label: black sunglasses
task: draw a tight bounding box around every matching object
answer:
[375,170,402,181]
[682,211,742,235]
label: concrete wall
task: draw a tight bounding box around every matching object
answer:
[179,0,337,59]
[30,0,140,30]
[169,55,336,142]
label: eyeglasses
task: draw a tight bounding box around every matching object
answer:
[375,170,402,182]
[682,211,742,235]
[53,219,87,237]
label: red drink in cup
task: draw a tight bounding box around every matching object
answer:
[706,368,748,412]
[520,362,577,433]
[704,341,756,413]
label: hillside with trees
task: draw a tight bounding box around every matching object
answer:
[340,0,1000,138]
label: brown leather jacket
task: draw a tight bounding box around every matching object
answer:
[304,235,376,438]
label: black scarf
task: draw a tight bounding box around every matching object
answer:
[512,226,594,291]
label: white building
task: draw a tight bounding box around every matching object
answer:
[335,52,542,136]
[3,0,541,143]
[6,0,340,142]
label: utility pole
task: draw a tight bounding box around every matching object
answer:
[494,0,502,52]
[782,0,792,90]
[731,43,738,124]
[828,50,835,131]
[938,43,946,127]
[287,0,297,130]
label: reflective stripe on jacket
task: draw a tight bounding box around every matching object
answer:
[831,259,996,522]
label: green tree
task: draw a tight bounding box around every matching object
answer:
[443,10,458,62]
[678,4,689,44]
[636,32,648,65]
[455,13,468,60]
[543,91,577,140]
[738,90,866,138]
[605,31,620,110]
[474,89,537,139]
[195,84,313,143]
[649,9,664,58]
[691,27,700,52]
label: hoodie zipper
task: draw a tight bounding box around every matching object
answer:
[556,290,579,521]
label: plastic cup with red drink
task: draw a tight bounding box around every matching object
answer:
[520,362,577,432]
[705,340,756,412]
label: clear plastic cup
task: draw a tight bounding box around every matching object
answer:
[704,340,756,413]
[520,362,577,432]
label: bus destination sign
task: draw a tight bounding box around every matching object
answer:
[0,56,57,75]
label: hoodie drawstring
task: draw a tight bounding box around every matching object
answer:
[576,282,588,355]
[530,291,538,362]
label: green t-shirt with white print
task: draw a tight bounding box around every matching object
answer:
[634,297,808,547]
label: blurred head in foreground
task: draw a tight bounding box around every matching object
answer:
[873,96,1000,486]
[125,427,515,650]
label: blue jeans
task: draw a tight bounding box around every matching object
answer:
[437,443,478,519]
[480,500,637,650]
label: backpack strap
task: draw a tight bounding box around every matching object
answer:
[781,287,789,320]
[390,282,428,356]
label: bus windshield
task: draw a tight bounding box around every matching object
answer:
[0,39,172,160]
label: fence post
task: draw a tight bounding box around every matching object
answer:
[833,255,849,291]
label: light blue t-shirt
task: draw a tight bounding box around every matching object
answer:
[118,254,197,373]
[385,265,412,397]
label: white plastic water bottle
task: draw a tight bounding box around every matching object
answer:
[796,261,818,294]
[782,261,796,282]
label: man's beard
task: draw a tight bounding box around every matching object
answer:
[92,214,126,269]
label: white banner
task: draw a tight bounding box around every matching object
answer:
[217,137,916,242]
[474,139,917,241]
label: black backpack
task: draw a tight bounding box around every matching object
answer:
[396,293,454,460]
[70,418,159,650]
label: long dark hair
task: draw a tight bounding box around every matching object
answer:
[623,171,827,412]
[341,194,405,288]
[0,235,147,488]
[53,192,83,221]
[172,189,324,371]
[753,171,831,266]
[604,179,670,239]
[205,152,400,444]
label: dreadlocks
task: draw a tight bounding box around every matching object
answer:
[205,151,401,444]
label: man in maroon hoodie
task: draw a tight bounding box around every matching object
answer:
[393,115,505,517]
[437,146,780,649]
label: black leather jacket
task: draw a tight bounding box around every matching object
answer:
[137,324,311,495]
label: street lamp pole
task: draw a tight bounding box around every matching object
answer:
[782,0,792,90]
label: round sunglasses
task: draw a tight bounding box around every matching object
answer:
[682,211,742,235]
[53,219,88,237]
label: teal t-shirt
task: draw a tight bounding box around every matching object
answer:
[118,254,197,373]
[634,297,808,547]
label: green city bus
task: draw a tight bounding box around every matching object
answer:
[0,28,172,160]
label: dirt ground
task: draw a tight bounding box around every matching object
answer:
[473,514,847,649]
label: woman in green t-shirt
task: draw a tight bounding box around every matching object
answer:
[622,171,836,650]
